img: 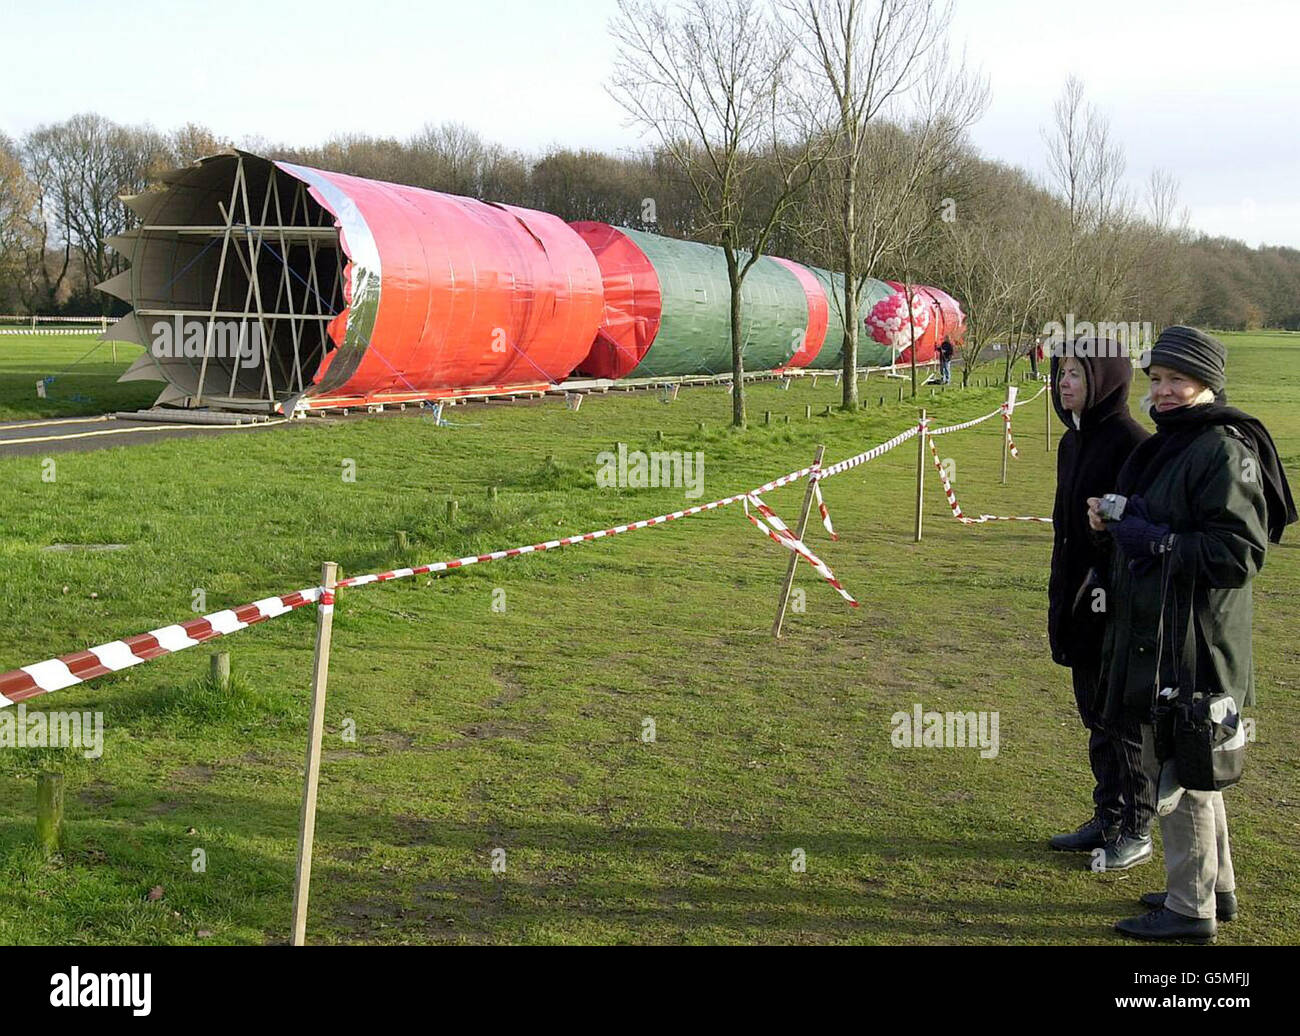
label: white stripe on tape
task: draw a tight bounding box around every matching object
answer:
[90,641,143,671]
[206,610,247,635]
[21,659,80,692]
[253,596,293,619]
[150,625,200,652]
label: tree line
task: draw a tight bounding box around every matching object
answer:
[2,2,1296,417]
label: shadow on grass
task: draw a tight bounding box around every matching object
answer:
[0,788,1146,945]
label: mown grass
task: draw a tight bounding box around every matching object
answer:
[0,334,152,421]
[0,332,1296,945]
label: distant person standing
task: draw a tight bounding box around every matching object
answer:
[939,338,954,384]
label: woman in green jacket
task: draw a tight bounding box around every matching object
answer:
[1090,326,1295,942]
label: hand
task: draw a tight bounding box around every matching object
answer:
[1113,512,1174,560]
[1086,497,1105,532]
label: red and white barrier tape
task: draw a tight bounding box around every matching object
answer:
[925,430,1051,526]
[743,494,857,606]
[0,586,327,705]
[812,473,836,540]
[927,407,1001,437]
[1001,404,1020,459]
[1013,383,1048,407]
[819,424,920,476]
[0,403,991,705]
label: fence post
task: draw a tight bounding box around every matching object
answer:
[914,410,926,543]
[210,651,230,691]
[36,772,63,856]
[772,445,825,639]
[291,561,339,947]
[1000,384,1018,484]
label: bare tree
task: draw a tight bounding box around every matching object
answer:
[0,134,41,311]
[609,0,831,427]
[1132,168,1193,330]
[1042,77,1140,323]
[779,0,985,405]
[167,123,230,169]
[24,114,170,310]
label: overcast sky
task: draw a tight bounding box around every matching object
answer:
[5,0,1297,247]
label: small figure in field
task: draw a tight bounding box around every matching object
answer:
[938,338,954,384]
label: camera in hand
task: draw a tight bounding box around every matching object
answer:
[1097,493,1128,523]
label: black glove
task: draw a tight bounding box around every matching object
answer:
[1111,494,1174,560]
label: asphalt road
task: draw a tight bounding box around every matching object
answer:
[0,415,291,457]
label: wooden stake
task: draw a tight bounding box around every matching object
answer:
[772,445,825,639]
[291,561,338,946]
[210,651,230,691]
[446,499,458,522]
[1000,384,1018,484]
[914,409,927,543]
[36,773,63,857]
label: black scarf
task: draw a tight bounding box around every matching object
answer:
[1116,401,1297,543]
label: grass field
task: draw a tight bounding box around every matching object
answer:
[0,331,1296,945]
[0,334,153,421]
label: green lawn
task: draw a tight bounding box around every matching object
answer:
[0,334,154,421]
[0,331,1296,945]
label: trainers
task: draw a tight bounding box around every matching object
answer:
[1140,890,1237,922]
[1049,815,1119,853]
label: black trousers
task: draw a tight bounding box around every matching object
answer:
[1071,662,1154,835]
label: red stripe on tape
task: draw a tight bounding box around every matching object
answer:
[122,634,165,660]
[63,650,112,681]
[0,669,41,702]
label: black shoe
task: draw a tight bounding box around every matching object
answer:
[1049,815,1118,852]
[1115,907,1215,943]
[1090,831,1153,871]
[1140,890,1238,922]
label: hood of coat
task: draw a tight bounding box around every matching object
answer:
[1050,337,1136,432]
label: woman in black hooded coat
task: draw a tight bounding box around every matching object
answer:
[1046,337,1155,867]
